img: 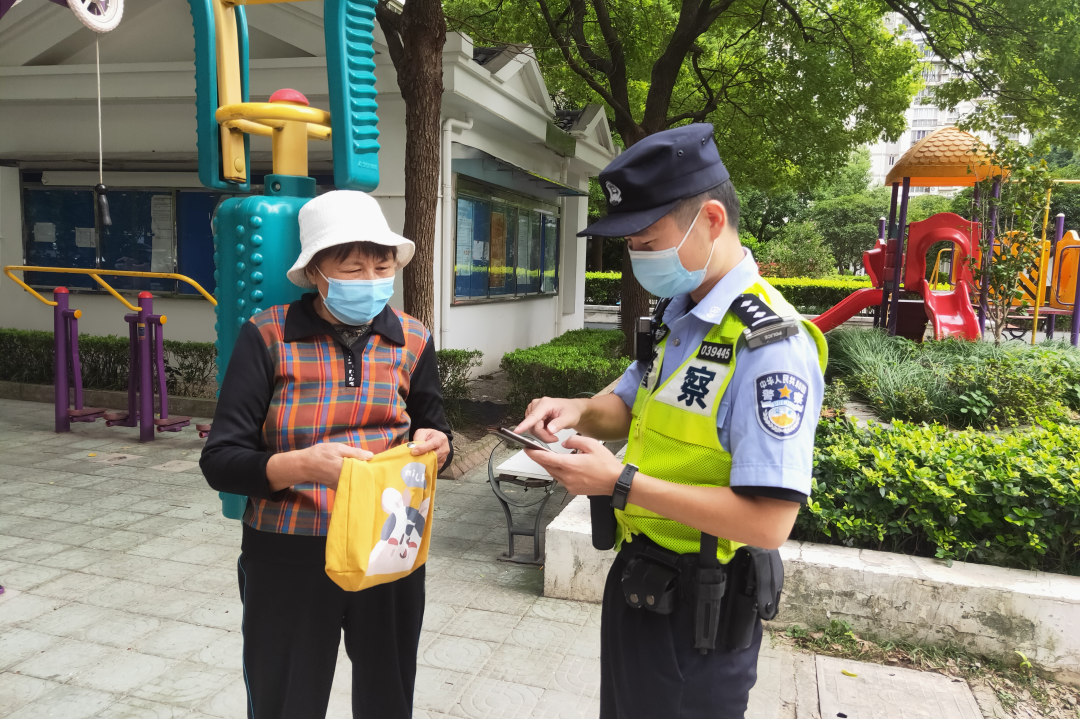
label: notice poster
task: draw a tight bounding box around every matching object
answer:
[456,215,473,275]
[489,211,506,289]
[74,228,96,248]
[150,194,175,273]
[34,222,56,243]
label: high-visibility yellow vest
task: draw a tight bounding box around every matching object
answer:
[618,279,828,562]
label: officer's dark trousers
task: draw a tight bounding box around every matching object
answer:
[237,553,425,719]
[600,552,762,719]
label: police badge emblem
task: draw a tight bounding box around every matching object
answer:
[755,372,808,439]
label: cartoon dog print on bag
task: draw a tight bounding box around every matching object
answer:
[367,462,430,576]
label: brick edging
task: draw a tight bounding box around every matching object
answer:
[439,432,502,480]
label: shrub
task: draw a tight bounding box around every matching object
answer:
[584,272,622,305]
[766,277,872,315]
[0,328,220,398]
[582,273,871,314]
[501,329,630,413]
[827,328,1080,428]
[757,221,836,278]
[436,349,483,403]
[799,417,1080,575]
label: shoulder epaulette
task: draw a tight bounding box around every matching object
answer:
[728,293,800,349]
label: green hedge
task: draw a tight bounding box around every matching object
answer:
[436,349,482,403]
[800,417,1080,575]
[501,329,630,413]
[584,272,871,313]
[0,329,218,398]
[584,272,621,305]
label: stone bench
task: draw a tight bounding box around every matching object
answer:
[544,495,1080,686]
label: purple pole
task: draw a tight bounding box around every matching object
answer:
[887,178,912,335]
[978,179,1002,336]
[877,184,901,329]
[138,292,155,442]
[67,309,83,411]
[53,288,70,433]
[1072,249,1080,346]
[151,316,168,420]
[1048,213,1065,340]
[125,314,139,426]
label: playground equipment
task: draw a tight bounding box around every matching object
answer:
[0,0,123,32]
[186,0,382,518]
[812,126,1080,345]
[3,266,217,440]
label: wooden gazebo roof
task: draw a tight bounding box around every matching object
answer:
[885,126,1006,187]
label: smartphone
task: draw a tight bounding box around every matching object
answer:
[495,427,553,452]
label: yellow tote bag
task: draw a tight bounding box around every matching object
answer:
[325,444,438,592]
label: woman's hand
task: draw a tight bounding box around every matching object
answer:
[411,428,451,468]
[266,442,373,493]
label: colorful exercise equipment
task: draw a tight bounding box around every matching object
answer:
[185,0,382,518]
[2,266,217,439]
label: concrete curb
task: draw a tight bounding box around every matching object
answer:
[545,494,1080,686]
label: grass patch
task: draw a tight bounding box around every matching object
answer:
[826,328,1080,428]
[780,620,1080,717]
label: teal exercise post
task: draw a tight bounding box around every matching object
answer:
[186,0,381,519]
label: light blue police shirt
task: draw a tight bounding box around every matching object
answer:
[613,248,824,501]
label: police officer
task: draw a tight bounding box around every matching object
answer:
[516,123,827,719]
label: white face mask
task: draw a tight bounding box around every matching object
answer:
[627,208,716,298]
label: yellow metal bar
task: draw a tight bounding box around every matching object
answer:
[88,273,140,311]
[221,117,331,141]
[929,247,950,290]
[1031,188,1053,346]
[3,266,218,309]
[212,0,247,182]
[223,0,320,5]
[216,102,331,128]
[3,266,57,306]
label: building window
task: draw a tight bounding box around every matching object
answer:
[889,155,896,165]
[22,184,226,296]
[911,130,929,146]
[454,177,560,302]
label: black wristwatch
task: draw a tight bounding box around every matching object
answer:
[611,463,638,510]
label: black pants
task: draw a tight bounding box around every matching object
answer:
[237,553,425,719]
[599,551,762,719]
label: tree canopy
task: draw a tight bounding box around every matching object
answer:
[446,0,921,192]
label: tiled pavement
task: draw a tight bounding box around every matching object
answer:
[0,398,602,719]
[0,398,798,719]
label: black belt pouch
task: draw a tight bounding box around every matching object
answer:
[719,546,784,650]
[588,496,617,550]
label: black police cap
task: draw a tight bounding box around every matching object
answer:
[579,123,729,238]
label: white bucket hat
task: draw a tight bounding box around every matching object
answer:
[287,190,415,289]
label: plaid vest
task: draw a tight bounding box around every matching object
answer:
[245,304,430,535]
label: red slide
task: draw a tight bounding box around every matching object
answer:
[811,287,883,333]
[920,279,980,340]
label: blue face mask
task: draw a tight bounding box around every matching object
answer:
[318,269,395,325]
[628,208,716,298]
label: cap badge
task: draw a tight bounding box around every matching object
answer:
[605,181,622,206]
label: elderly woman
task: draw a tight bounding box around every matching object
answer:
[201,190,452,719]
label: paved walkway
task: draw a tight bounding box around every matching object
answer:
[0,397,987,719]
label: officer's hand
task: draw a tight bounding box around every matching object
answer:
[515,397,584,443]
[410,428,451,468]
[525,435,623,496]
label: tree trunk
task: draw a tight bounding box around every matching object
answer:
[590,237,604,272]
[620,242,651,356]
[379,0,445,332]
